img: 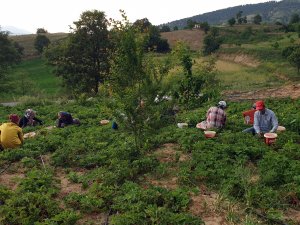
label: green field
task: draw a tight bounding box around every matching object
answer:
[0,58,64,102]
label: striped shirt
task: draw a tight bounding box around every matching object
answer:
[206,106,226,129]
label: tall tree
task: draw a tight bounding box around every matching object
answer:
[228,17,236,26]
[289,13,300,24]
[186,19,197,29]
[45,10,110,95]
[34,34,50,54]
[36,28,48,34]
[200,22,210,34]
[236,11,243,24]
[132,18,170,53]
[0,28,22,80]
[253,14,262,25]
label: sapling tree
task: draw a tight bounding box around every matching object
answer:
[109,11,172,150]
[172,42,219,109]
[288,47,300,74]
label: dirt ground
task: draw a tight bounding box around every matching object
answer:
[224,83,300,101]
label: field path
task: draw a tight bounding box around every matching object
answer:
[224,83,300,101]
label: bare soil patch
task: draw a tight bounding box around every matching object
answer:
[0,163,25,190]
[224,83,300,101]
[284,208,300,223]
[0,172,24,190]
[76,212,106,225]
[56,169,86,198]
[218,53,260,68]
[161,29,205,51]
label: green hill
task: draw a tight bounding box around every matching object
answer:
[164,0,300,29]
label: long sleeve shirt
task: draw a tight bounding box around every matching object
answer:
[0,122,23,149]
[253,108,278,133]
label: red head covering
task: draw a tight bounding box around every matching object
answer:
[9,114,20,124]
[255,100,265,110]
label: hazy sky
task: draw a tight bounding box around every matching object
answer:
[1,0,280,33]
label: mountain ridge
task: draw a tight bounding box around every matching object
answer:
[164,0,300,29]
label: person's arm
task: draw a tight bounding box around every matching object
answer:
[18,129,24,145]
[270,111,278,133]
[34,117,43,125]
[253,112,261,134]
[57,118,62,128]
[19,117,26,128]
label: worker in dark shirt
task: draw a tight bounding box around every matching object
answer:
[19,109,43,128]
[56,111,80,128]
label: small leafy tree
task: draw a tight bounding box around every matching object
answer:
[34,34,50,54]
[200,22,210,34]
[236,11,243,24]
[172,42,219,109]
[289,13,300,24]
[160,25,171,32]
[110,12,172,150]
[186,19,197,29]
[173,26,179,31]
[202,27,222,55]
[36,28,48,34]
[288,48,300,74]
[228,17,236,26]
[253,14,262,25]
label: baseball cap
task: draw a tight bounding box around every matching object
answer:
[255,100,265,110]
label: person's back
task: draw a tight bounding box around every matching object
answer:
[206,106,226,129]
[19,109,43,128]
[0,115,23,149]
[196,101,227,130]
[57,111,80,128]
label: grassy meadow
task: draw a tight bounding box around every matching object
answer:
[0,58,64,102]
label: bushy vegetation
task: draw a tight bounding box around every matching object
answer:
[0,97,300,224]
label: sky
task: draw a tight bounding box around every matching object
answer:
[1,0,281,34]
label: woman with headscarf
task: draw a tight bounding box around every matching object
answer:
[19,109,43,128]
[56,111,80,128]
[0,114,24,150]
[196,100,227,130]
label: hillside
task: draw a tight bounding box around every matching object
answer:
[164,0,300,29]
[161,29,205,51]
[10,33,68,59]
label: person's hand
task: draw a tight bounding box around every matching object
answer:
[257,132,263,137]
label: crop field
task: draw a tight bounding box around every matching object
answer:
[1,24,300,224]
[0,98,300,224]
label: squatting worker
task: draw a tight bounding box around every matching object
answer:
[243,100,278,136]
[0,114,24,150]
[196,100,227,130]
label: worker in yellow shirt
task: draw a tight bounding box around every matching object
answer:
[0,114,24,150]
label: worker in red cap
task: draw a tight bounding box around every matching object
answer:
[0,114,24,150]
[243,100,278,136]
